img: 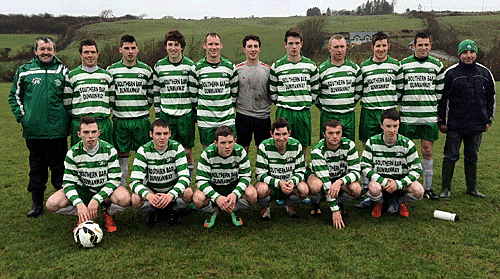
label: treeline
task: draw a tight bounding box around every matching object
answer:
[0,35,206,83]
[0,13,142,34]
[306,0,395,16]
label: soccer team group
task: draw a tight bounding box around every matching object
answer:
[9,27,495,232]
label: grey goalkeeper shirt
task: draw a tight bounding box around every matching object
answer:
[235,61,272,119]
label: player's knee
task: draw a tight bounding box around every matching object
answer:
[244,186,258,204]
[192,190,207,208]
[307,176,322,195]
[255,182,269,198]
[350,182,362,198]
[131,193,144,209]
[113,188,131,207]
[411,182,424,200]
[296,182,309,198]
[181,187,194,202]
[368,181,382,196]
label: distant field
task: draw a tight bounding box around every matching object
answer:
[436,14,500,53]
[56,15,425,66]
[0,34,57,57]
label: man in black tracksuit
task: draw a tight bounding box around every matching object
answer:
[437,39,496,199]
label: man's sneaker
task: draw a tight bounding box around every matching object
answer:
[276,200,284,205]
[104,211,117,232]
[285,205,299,218]
[440,188,451,199]
[310,203,322,217]
[204,210,218,228]
[231,212,243,226]
[371,203,383,218]
[355,197,373,209]
[147,211,158,227]
[399,203,409,217]
[424,189,441,200]
[386,195,399,214]
[260,207,271,220]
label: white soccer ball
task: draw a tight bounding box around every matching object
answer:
[73,221,103,248]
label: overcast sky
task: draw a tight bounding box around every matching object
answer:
[2,0,499,19]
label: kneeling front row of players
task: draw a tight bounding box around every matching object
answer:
[46,110,423,231]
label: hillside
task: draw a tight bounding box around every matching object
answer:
[2,13,500,80]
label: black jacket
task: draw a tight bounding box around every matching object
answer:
[438,60,496,134]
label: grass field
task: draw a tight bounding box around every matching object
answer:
[55,15,425,67]
[0,34,57,57]
[1,81,500,278]
[436,14,500,53]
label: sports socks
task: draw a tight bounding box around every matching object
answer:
[173,197,189,211]
[336,192,353,204]
[284,194,301,206]
[234,198,250,211]
[369,192,383,203]
[188,164,194,181]
[55,205,78,215]
[398,192,420,204]
[201,201,217,213]
[118,157,129,186]
[422,158,433,191]
[106,204,126,215]
[310,193,322,204]
[257,196,271,208]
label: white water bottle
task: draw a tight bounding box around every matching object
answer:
[434,210,459,221]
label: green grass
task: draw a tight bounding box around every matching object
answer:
[436,14,500,53]
[0,34,57,57]
[55,15,425,67]
[2,81,500,278]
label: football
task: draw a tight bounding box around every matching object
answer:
[73,221,103,248]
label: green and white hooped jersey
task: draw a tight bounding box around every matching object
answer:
[318,58,361,114]
[360,133,422,190]
[310,138,360,189]
[310,138,360,212]
[256,137,305,188]
[153,56,197,117]
[106,60,153,118]
[194,57,238,128]
[129,140,190,199]
[196,143,251,202]
[64,66,114,118]
[63,139,121,206]
[400,55,445,124]
[270,56,319,110]
[356,56,403,110]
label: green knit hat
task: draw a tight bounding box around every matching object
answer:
[458,39,478,56]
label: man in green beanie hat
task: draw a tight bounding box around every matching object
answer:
[437,39,496,199]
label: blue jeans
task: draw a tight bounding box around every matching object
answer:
[443,131,482,166]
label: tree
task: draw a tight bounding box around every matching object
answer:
[326,8,332,16]
[297,17,327,57]
[99,9,114,19]
[306,7,321,17]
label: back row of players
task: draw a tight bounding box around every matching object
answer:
[9,28,489,231]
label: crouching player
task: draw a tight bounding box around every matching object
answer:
[255,118,309,219]
[193,126,256,228]
[307,120,361,229]
[46,116,130,232]
[129,119,193,226]
[361,109,424,218]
